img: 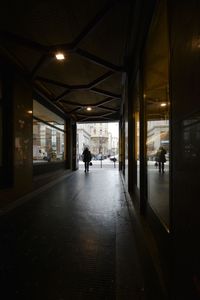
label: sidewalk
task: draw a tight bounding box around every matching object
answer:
[0,168,163,299]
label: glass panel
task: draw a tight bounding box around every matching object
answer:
[33,100,64,128]
[33,100,65,163]
[182,112,200,164]
[134,73,140,189]
[33,120,65,163]
[143,0,170,229]
[135,112,140,188]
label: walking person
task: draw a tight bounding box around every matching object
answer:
[156,146,167,173]
[82,147,92,172]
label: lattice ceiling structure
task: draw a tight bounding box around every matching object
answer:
[0,0,131,122]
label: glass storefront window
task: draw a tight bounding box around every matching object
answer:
[33,100,65,163]
[143,0,170,229]
[135,112,140,188]
[134,73,140,189]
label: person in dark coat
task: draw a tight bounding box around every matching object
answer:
[156,146,167,173]
[82,147,92,172]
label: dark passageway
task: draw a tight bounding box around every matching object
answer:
[1,1,199,298]
[0,169,152,300]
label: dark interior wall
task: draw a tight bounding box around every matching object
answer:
[127,77,134,195]
[0,68,33,205]
[13,73,33,194]
[0,63,14,189]
[169,0,200,298]
[125,0,156,82]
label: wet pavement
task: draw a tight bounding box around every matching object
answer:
[0,168,145,299]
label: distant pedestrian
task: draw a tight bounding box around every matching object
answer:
[82,147,92,172]
[156,146,167,173]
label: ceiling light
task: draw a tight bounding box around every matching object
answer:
[55,53,65,60]
[86,107,92,111]
[160,103,167,107]
[27,110,33,114]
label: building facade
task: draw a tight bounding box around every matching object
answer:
[77,123,91,157]
[90,123,109,156]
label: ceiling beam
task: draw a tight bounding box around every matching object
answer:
[72,1,117,48]
[98,105,118,112]
[0,45,30,75]
[89,71,114,88]
[37,71,115,102]
[36,71,113,91]
[36,76,72,89]
[76,48,123,72]
[55,90,71,102]
[31,54,51,78]
[59,99,83,107]
[91,87,121,99]
[0,31,48,53]
[50,1,117,52]
[78,111,115,122]
[69,107,83,114]
[95,97,115,106]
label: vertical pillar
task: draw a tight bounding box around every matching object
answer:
[72,121,78,171]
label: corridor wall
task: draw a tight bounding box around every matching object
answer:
[0,62,73,207]
[0,65,33,206]
[121,0,200,298]
[169,0,200,298]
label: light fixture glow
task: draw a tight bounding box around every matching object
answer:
[55,53,65,60]
[86,107,92,111]
[160,103,167,107]
[27,110,33,114]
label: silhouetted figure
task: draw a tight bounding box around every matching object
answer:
[156,146,167,173]
[82,147,92,172]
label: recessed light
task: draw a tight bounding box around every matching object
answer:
[55,53,65,60]
[86,107,92,111]
[160,103,167,107]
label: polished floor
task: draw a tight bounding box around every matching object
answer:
[0,167,163,299]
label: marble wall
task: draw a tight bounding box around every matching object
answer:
[0,70,33,207]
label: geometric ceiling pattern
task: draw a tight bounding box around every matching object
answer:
[0,0,131,122]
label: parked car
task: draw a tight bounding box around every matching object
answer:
[110,155,118,162]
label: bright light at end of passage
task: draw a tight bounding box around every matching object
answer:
[86,107,92,111]
[55,53,65,60]
[160,103,167,107]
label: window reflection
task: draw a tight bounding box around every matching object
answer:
[135,112,140,188]
[144,0,170,229]
[33,121,65,163]
[33,100,65,163]
[182,112,200,162]
[146,103,170,228]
